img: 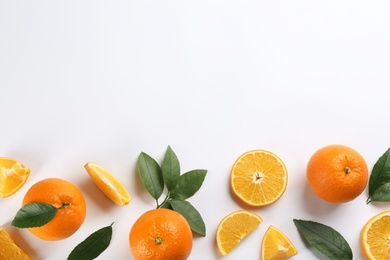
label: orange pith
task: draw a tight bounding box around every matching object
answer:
[216,210,263,256]
[84,162,131,206]
[361,211,390,260]
[306,144,368,203]
[262,225,298,260]
[129,208,193,260]
[0,157,31,198]
[22,178,86,241]
[0,226,30,259]
[230,150,288,206]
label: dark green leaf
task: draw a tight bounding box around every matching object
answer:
[367,148,390,203]
[170,200,206,236]
[170,170,207,200]
[161,146,180,191]
[293,219,352,260]
[137,152,164,200]
[68,223,113,260]
[12,202,58,228]
[159,201,172,209]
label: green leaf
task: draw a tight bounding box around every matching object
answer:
[137,152,164,200]
[12,202,58,228]
[170,170,207,200]
[161,146,180,190]
[293,219,352,260]
[367,148,390,203]
[170,200,206,236]
[68,223,113,260]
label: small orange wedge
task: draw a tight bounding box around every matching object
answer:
[262,225,298,260]
[216,210,263,256]
[231,150,287,206]
[0,157,30,198]
[84,162,131,206]
[0,226,30,259]
[361,211,390,260]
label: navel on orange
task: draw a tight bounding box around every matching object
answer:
[230,150,288,206]
[361,211,390,260]
[0,226,30,259]
[306,144,368,203]
[84,162,131,206]
[0,157,30,198]
[262,225,298,260]
[216,210,263,256]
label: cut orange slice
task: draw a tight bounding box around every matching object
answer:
[231,150,287,206]
[262,225,298,260]
[0,157,31,198]
[84,162,131,206]
[216,210,263,256]
[0,226,30,259]
[361,211,390,260]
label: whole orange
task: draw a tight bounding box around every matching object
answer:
[306,144,368,203]
[22,178,86,241]
[129,208,193,260]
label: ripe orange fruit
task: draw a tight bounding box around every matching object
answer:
[230,150,288,206]
[0,157,31,198]
[22,178,86,241]
[84,162,131,206]
[361,211,390,259]
[306,144,368,203]
[129,208,192,260]
[261,225,298,260]
[0,226,30,259]
[216,210,263,256]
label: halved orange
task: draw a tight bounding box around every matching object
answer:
[0,226,30,259]
[216,210,263,256]
[361,211,390,259]
[262,225,298,260]
[0,157,31,198]
[84,162,131,206]
[230,150,288,206]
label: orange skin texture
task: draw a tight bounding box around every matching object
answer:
[22,178,86,241]
[129,208,193,260]
[306,144,368,203]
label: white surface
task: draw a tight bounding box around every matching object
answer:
[1,1,390,259]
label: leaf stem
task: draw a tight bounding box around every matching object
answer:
[157,192,171,209]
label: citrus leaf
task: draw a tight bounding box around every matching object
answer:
[367,148,390,203]
[170,200,206,236]
[12,202,58,228]
[137,152,164,200]
[170,170,207,200]
[293,219,352,260]
[161,146,180,191]
[68,223,113,260]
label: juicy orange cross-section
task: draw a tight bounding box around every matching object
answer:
[262,225,298,260]
[230,150,287,206]
[0,157,31,198]
[84,162,131,206]
[216,210,263,256]
[0,226,30,259]
[361,211,390,260]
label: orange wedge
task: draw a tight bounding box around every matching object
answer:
[0,226,30,259]
[84,162,131,206]
[216,210,263,256]
[262,225,298,260]
[361,211,390,260]
[0,157,30,198]
[230,150,287,206]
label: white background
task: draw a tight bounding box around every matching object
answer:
[1,1,390,259]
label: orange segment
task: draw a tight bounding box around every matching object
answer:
[216,210,263,256]
[262,226,298,260]
[230,150,287,206]
[0,226,30,259]
[84,162,131,206]
[0,157,31,198]
[361,211,390,260]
